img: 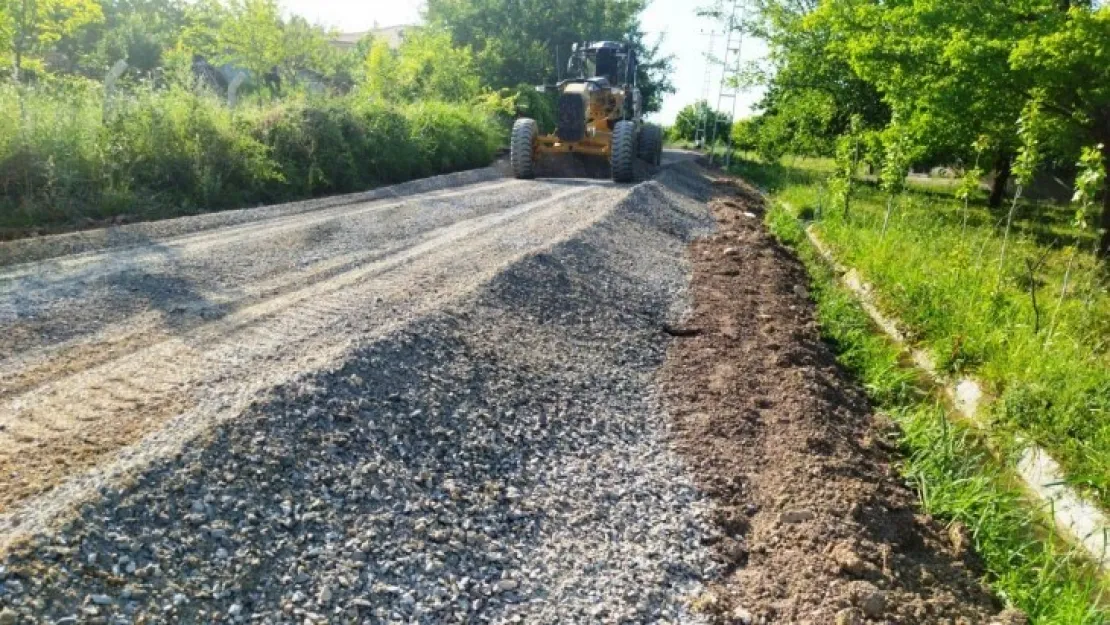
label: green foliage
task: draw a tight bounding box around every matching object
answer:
[1013,95,1046,189]
[737,0,889,158]
[425,0,674,113]
[957,136,991,230]
[1074,144,1106,233]
[361,29,480,103]
[211,0,284,79]
[743,0,1110,256]
[0,0,104,78]
[830,114,862,217]
[749,154,1110,509]
[956,136,991,205]
[38,0,188,75]
[670,100,730,144]
[730,117,758,153]
[880,118,912,197]
[502,84,555,133]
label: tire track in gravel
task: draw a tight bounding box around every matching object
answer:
[0,178,539,375]
[0,176,625,546]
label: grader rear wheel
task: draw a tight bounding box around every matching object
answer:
[611,120,636,183]
[638,123,663,166]
[510,118,539,179]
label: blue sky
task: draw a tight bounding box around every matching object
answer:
[280,0,766,125]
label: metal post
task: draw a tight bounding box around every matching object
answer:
[693,30,718,149]
[723,0,747,168]
[707,0,736,164]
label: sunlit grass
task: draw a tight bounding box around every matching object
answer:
[764,197,1108,624]
[739,153,1110,507]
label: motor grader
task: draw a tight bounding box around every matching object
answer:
[510,41,663,183]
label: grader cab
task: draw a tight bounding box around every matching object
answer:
[510,41,663,183]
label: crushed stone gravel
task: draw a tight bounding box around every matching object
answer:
[0,164,723,624]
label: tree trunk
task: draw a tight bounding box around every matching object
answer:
[989,152,1012,209]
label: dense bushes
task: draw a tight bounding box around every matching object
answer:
[0,80,501,233]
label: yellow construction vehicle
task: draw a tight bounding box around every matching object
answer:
[510,41,663,183]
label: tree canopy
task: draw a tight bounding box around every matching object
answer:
[425,0,674,113]
[726,0,1110,256]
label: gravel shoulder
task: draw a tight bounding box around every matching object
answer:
[659,178,1019,624]
[0,173,619,533]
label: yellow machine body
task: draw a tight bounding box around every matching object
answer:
[535,82,627,158]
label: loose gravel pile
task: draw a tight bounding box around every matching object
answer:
[0,165,720,624]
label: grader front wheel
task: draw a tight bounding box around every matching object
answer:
[510,118,538,179]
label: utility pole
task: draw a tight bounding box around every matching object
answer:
[693,30,719,149]
[708,0,746,167]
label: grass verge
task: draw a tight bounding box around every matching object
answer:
[764,195,1108,623]
[730,156,1110,509]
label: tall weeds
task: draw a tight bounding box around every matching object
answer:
[0,79,501,234]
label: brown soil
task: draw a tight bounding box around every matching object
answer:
[660,177,1024,624]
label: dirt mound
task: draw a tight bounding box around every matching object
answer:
[660,178,1013,623]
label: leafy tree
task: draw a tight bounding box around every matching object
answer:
[879,114,914,237]
[830,114,863,218]
[425,0,674,113]
[0,0,103,79]
[671,100,731,144]
[731,117,759,152]
[280,15,339,80]
[1009,4,1110,257]
[58,0,188,75]
[213,0,284,79]
[956,135,992,231]
[744,0,889,154]
[999,94,1047,273]
[812,0,1034,208]
[745,0,1110,259]
[362,28,480,103]
[362,39,396,100]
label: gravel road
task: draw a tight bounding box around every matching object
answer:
[0,161,723,623]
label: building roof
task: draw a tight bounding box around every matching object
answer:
[332,24,410,50]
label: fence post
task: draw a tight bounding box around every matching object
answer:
[103,60,129,120]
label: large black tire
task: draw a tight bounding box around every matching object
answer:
[611,120,636,183]
[510,118,538,179]
[638,123,663,166]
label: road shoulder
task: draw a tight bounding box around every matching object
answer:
[659,176,1018,623]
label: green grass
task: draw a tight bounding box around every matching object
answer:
[737,154,1110,508]
[0,79,502,236]
[764,197,1108,624]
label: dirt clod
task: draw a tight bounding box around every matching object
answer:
[830,541,871,577]
[660,176,1012,622]
[836,607,865,625]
